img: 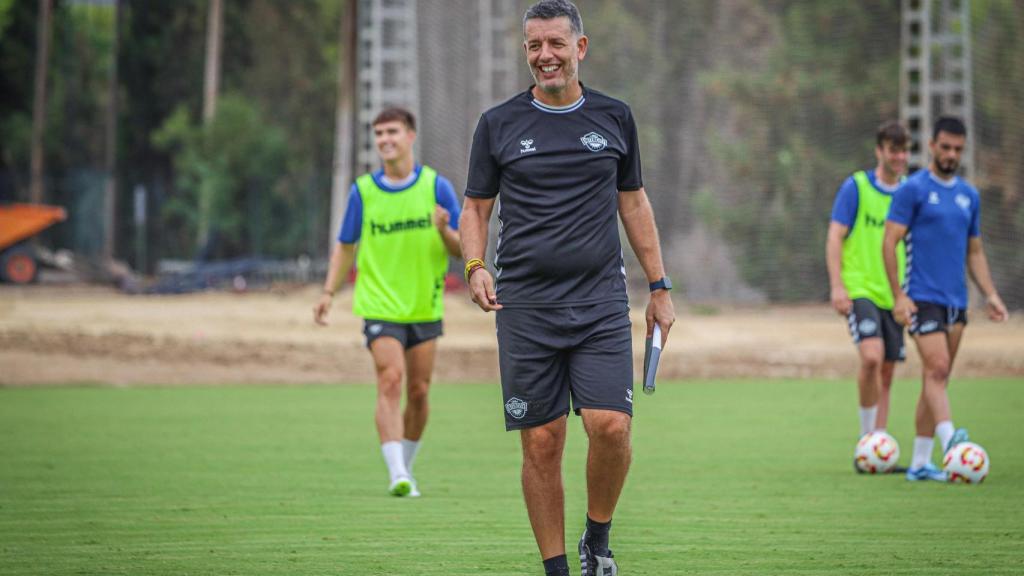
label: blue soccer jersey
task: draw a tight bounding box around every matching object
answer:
[830,169,899,231]
[886,169,980,309]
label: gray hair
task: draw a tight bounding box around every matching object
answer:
[523,0,584,37]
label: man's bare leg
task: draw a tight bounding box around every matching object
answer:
[401,339,436,489]
[908,332,952,478]
[876,360,896,431]
[403,339,436,441]
[521,416,568,562]
[370,336,411,494]
[856,339,885,435]
[581,409,632,523]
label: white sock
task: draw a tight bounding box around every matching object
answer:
[401,439,421,474]
[858,406,878,437]
[911,436,934,469]
[935,421,955,451]
[381,441,409,483]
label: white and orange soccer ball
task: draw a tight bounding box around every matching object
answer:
[854,431,900,474]
[943,441,990,484]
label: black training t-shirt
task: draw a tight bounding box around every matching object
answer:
[465,85,643,308]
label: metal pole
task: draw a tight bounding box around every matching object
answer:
[103,0,120,263]
[329,0,357,253]
[29,0,53,204]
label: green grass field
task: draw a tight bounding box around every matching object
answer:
[1,379,1023,575]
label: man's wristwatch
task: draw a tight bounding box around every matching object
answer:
[649,276,672,292]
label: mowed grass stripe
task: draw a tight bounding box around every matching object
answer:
[1,380,1022,575]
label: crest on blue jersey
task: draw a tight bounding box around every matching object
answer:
[955,193,971,214]
[580,132,608,152]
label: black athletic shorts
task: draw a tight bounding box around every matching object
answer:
[495,301,633,431]
[363,319,443,349]
[847,298,906,362]
[909,301,967,336]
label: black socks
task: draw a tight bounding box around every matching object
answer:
[543,554,570,576]
[585,515,612,557]
[542,517,612,575]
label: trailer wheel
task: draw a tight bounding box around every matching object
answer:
[1,245,38,284]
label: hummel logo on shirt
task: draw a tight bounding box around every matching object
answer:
[928,191,941,205]
[369,213,432,236]
[520,139,536,154]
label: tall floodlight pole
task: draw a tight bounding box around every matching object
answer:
[900,0,974,177]
[103,0,120,262]
[329,0,357,252]
[198,0,223,252]
[355,0,419,176]
[477,0,518,110]
[203,0,223,123]
[30,0,53,204]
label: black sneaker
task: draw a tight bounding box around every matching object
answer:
[579,529,617,576]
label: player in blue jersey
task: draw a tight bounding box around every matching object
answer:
[460,2,674,575]
[883,116,1009,482]
[314,108,463,498]
[826,121,909,448]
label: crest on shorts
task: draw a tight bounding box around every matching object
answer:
[858,319,878,336]
[580,131,608,152]
[368,324,383,335]
[505,397,528,419]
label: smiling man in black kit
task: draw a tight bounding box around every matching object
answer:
[459,1,676,575]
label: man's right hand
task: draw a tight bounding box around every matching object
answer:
[468,268,502,312]
[313,292,333,325]
[830,285,852,316]
[893,292,917,327]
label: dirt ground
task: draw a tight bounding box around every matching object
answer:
[1,284,1022,386]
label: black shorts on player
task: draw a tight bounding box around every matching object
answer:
[908,301,967,336]
[496,301,633,431]
[363,319,443,349]
[846,298,905,362]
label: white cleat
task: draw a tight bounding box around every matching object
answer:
[388,476,412,497]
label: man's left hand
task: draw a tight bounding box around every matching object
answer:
[646,289,675,348]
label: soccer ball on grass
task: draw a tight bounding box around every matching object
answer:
[854,431,900,474]
[943,441,990,484]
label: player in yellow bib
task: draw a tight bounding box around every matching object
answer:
[826,121,908,465]
[314,108,462,497]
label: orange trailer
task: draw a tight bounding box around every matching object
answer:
[0,203,67,284]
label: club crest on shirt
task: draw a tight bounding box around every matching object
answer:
[505,397,528,419]
[955,193,971,214]
[580,131,608,152]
